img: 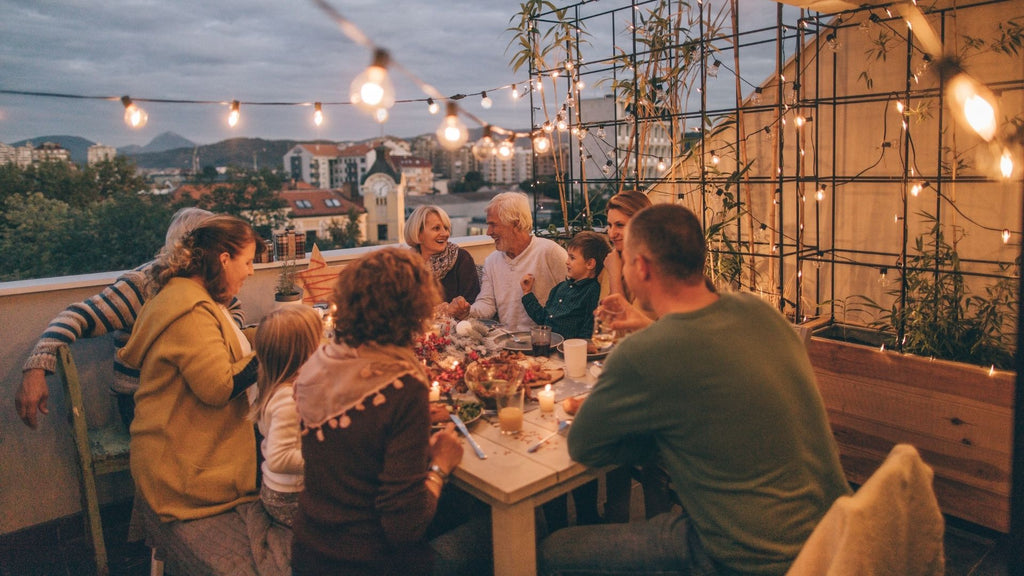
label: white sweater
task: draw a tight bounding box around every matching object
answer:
[258,384,305,493]
[470,236,568,332]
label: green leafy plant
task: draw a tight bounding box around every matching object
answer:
[867,211,1018,369]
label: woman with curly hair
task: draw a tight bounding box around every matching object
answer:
[292,247,489,576]
[120,215,290,575]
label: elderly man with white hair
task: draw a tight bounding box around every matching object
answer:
[449,192,567,332]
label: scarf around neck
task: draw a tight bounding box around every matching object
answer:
[427,242,460,280]
[293,341,428,440]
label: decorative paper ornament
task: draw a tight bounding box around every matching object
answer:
[295,245,344,304]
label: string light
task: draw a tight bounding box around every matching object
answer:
[1002,229,1012,243]
[480,91,492,109]
[427,97,439,115]
[120,96,148,129]
[945,68,999,141]
[436,102,468,151]
[999,148,1014,179]
[472,125,496,161]
[708,59,721,78]
[601,160,613,175]
[228,100,240,127]
[751,87,763,104]
[349,48,395,116]
[815,185,825,201]
[657,157,666,171]
[495,134,516,160]
[532,133,551,154]
[374,107,388,123]
[710,150,720,165]
[313,102,324,127]
[511,84,519,100]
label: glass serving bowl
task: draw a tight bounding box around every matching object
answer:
[463,360,525,410]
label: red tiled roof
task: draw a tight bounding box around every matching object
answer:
[298,143,343,156]
[281,188,365,217]
[337,142,375,157]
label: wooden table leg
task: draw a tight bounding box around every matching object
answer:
[491,501,537,576]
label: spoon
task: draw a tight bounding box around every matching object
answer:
[527,419,571,453]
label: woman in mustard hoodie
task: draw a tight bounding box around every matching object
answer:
[120,216,289,575]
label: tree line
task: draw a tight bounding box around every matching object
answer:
[0,158,359,281]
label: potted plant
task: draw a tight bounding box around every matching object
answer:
[274,258,303,305]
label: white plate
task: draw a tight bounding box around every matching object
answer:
[494,331,564,352]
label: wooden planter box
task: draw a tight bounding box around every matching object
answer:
[807,325,1014,532]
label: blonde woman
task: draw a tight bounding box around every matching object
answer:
[405,205,480,303]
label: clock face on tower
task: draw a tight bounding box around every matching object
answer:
[364,173,396,199]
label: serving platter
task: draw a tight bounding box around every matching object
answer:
[493,330,564,352]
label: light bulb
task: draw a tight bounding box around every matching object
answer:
[313,102,324,127]
[815,186,825,201]
[472,126,496,161]
[999,148,1014,179]
[710,150,720,165]
[350,49,395,115]
[542,121,554,134]
[910,182,923,197]
[1002,229,1012,243]
[708,59,721,78]
[374,107,389,123]
[751,87,763,104]
[228,100,240,127]
[480,91,492,109]
[511,84,519,100]
[896,100,905,114]
[657,158,666,171]
[427,98,440,115]
[120,96,148,128]
[495,135,515,160]
[576,79,585,90]
[947,72,998,141]
[556,117,568,131]
[436,102,468,151]
[532,133,551,154]
[601,160,613,175]
[795,115,806,128]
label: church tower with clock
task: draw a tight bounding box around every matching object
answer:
[360,144,405,245]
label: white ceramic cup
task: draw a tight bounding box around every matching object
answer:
[563,338,588,378]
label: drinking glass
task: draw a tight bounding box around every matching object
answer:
[530,325,552,356]
[495,380,525,435]
[591,310,619,350]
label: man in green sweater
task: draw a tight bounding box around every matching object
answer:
[540,204,850,576]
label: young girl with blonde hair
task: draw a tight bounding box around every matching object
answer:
[250,305,323,527]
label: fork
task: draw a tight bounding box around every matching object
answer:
[527,419,571,452]
[494,325,523,344]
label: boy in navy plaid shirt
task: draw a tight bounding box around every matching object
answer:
[521,230,612,341]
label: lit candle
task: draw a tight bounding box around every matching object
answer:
[538,384,555,413]
[429,382,440,403]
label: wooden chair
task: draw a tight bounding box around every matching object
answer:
[55,345,131,576]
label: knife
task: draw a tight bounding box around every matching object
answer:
[450,413,487,459]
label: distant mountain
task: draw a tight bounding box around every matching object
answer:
[126,137,304,171]
[10,135,96,164]
[118,131,194,156]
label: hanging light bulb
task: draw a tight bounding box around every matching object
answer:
[495,134,516,160]
[472,126,496,161]
[374,107,389,123]
[710,150,720,165]
[350,48,396,115]
[576,78,585,90]
[1002,229,1012,243]
[227,100,240,127]
[542,121,554,133]
[565,93,576,109]
[657,158,666,172]
[576,127,588,140]
[708,59,721,78]
[436,102,468,151]
[999,147,1014,179]
[794,114,806,128]
[511,84,520,100]
[910,181,923,197]
[120,96,148,128]
[601,160,613,175]
[896,100,905,114]
[480,91,493,109]
[564,59,574,71]
[945,68,999,141]
[751,87,763,104]
[427,98,440,115]
[533,133,551,154]
[815,185,826,201]
[556,116,568,132]
[313,102,324,127]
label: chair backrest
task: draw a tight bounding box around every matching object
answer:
[55,346,130,473]
[785,443,945,576]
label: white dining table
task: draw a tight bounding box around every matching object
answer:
[449,360,609,576]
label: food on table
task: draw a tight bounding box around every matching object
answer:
[430,399,483,426]
[562,396,585,415]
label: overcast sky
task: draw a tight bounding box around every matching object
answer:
[0,0,791,148]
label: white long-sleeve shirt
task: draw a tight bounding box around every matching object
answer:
[470,236,568,332]
[258,384,305,493]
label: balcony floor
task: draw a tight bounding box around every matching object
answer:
[0,494,1011,575]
